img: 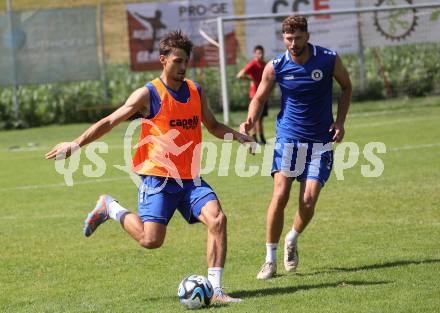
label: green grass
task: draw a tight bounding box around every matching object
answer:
[1,96,440,312]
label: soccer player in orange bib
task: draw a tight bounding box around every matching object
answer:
[45,30,253,303]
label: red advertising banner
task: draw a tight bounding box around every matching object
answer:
[126,1,238,71]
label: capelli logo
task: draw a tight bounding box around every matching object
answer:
[170,116,199,130]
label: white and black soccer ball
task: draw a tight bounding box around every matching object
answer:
[177,275,213,309]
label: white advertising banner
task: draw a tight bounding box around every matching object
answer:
[126,0,238,70]
[360,0,440,47]
[244,0,359,59]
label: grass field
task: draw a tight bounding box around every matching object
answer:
[1,96,440,312]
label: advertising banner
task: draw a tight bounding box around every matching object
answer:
[126,0,238,71]
[244,0,359,58]
[360,0,440,47]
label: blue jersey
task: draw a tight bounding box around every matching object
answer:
[273,44,337,143]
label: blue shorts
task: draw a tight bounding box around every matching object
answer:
[271,138,333,187]
[138,176,218,225]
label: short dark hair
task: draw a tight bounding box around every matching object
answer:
[282,15,308,33]
[159,30,193,57]
[254,45,264,53]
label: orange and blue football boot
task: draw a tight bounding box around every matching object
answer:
[83,195,114,237]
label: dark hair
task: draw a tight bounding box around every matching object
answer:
[159,30,193,57]
[282,15,308,33]
[254,45,264,53]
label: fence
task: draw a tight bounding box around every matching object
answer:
[1,1,440,128]
[211,1,440,123]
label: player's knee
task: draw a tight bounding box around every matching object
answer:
[272,190,290,207]
[139,237,163,249]
[207,211,227,234]
[299,196,316,213]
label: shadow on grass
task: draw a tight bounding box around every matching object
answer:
[145,280,391,305]
[229,280,391,299]
[144,296,231,309]
[144,259,438,303]
[296,258,440,276]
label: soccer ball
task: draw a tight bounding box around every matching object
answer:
[177,275,213,309]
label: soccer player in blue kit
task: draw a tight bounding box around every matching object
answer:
[240,15,352,279]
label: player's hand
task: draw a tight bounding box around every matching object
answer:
[45,142,80,160]
[239,117,253,135]
[236,132,255,145]
[235,132,257,155]
[329,122,345,143]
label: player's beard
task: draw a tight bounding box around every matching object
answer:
[292,46,306,57]
[174,72,185,82]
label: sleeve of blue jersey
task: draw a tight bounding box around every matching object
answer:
[145,82,161,119]
[317,46,338,73]
[271,52,285,81]
[194,82,202,98]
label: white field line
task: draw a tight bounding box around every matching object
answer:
[388,143,440,151]
[1,144,129,153]
[0,143,439,193]
[1,145,124,153]
[2,111,439,154]
[347,116,439,129]
[0,176,131,192]
[333,142,440,157]
[348,106,439,118]
[0,213,81,220]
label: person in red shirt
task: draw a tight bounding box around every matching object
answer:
[237,45,268,144]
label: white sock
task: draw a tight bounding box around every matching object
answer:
[265,243,278,263]
[108,200,129,222]
[285,228,300,244]
[208,267,223,290]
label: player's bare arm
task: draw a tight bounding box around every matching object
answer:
[236,68,247,79]
[237,69,256,86]
[45,87,150,159]
[236,67,255,83]
[200,92,254,144]
[240,62,275,134]
[330,55,352,142]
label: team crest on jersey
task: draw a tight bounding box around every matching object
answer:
[311,69,323,81]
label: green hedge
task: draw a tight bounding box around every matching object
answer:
[1,43,439,129]
[0,66,157,129]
